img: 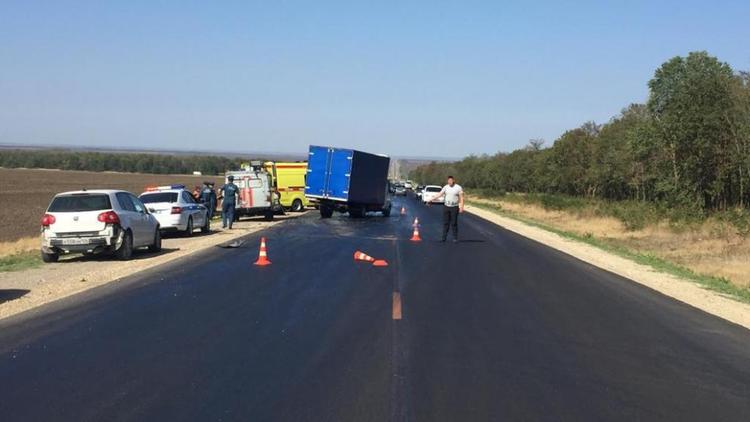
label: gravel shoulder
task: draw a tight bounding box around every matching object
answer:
[0,213,304,320]
[466,204,750,331]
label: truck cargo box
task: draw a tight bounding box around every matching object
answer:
[305,145,391,217]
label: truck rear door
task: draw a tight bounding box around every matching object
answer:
[327,148,353,200]
[305,146,331,198]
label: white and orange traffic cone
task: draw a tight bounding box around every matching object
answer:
[373,259,389,267]
[410,225,422,242]
[413,217,419,227]
[254,237,272,266]
[400,206,406,215]
[354,250,376,263]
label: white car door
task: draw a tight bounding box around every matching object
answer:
[129,194,156,246]
[115,192,141,244]
[181,191,204,227]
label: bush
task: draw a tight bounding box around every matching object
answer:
[607,201,659,231]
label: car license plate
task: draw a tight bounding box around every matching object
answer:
[62,238,90,245]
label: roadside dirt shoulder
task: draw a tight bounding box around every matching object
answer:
[0,214,302,321]
[465,205,750,330]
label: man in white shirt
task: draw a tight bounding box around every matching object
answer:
[429,175,464,242]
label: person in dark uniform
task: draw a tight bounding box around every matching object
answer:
[200,182,217,220]
[220,176,240,229]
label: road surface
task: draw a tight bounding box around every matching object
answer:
[1,196,749,421]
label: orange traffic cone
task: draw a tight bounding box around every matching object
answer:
[400,206,406,215]
[254,237,272,266]
[354,250,376,263]
[410,225,422,242]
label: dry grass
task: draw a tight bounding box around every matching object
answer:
[471,196,750,289]
[0,237,39,257]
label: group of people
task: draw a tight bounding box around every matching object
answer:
[190,177,241,230]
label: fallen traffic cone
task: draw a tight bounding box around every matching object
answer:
[254,237,272,266]
[372,259,389,267]
[354,250,376,263]
[400,206,406,215]
[410,225,422,242]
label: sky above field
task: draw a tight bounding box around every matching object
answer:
[1,1,749,158]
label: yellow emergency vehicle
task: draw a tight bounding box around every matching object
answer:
[263,161,309,212]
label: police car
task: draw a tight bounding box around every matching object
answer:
[139,185,210,236]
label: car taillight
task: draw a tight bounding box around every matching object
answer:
[97,211,120,224]
[41,214,56,227]
[171,207,182,214]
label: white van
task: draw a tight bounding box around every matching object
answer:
[224,166,282,221]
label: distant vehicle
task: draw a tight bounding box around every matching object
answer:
[305,145,392,218]
[40,190,161,262]
[225,163,283,221]
[421,185,444,204]
[264,161,309,212]
[404,181,413,190]
[139,185,210,236]
[394,185,407,196]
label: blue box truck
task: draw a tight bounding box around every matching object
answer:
[305,145,392,218]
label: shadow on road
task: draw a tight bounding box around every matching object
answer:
[61,248,180,263]
[0,289,30,304]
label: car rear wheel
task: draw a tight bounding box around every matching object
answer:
[41,250,59,263]
[291,199,304,212]
[184,217,194,237]
[148,229,162,252]
[116,230,133,261]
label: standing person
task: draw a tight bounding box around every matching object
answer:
[429,175,464,242]
[219,176,240,229]
[200,182,217,220]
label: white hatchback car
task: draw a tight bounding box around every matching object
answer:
[41,190,161,262]
[139,185,210,236]
[421,185,444,204]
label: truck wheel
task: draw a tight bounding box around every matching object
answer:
[291,199,304,212]
[382,205,391,217]
[148,229,162,252]
[349,206,366,218]
[41,250,59,263]
[320,205,333,218]
[116,230,134,261]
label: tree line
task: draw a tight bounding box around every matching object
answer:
[0,149,248,175]
[411,51,750,214]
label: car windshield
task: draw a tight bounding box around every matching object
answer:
[425,186,441,192]
[48,194,112,212]
[140,192,178,203]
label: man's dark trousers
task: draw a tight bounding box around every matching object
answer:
[442,205,459,241]
[222,202,235,229]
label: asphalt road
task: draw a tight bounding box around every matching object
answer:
[1,195,749,421]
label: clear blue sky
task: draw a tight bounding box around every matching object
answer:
[1,1,748,158]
